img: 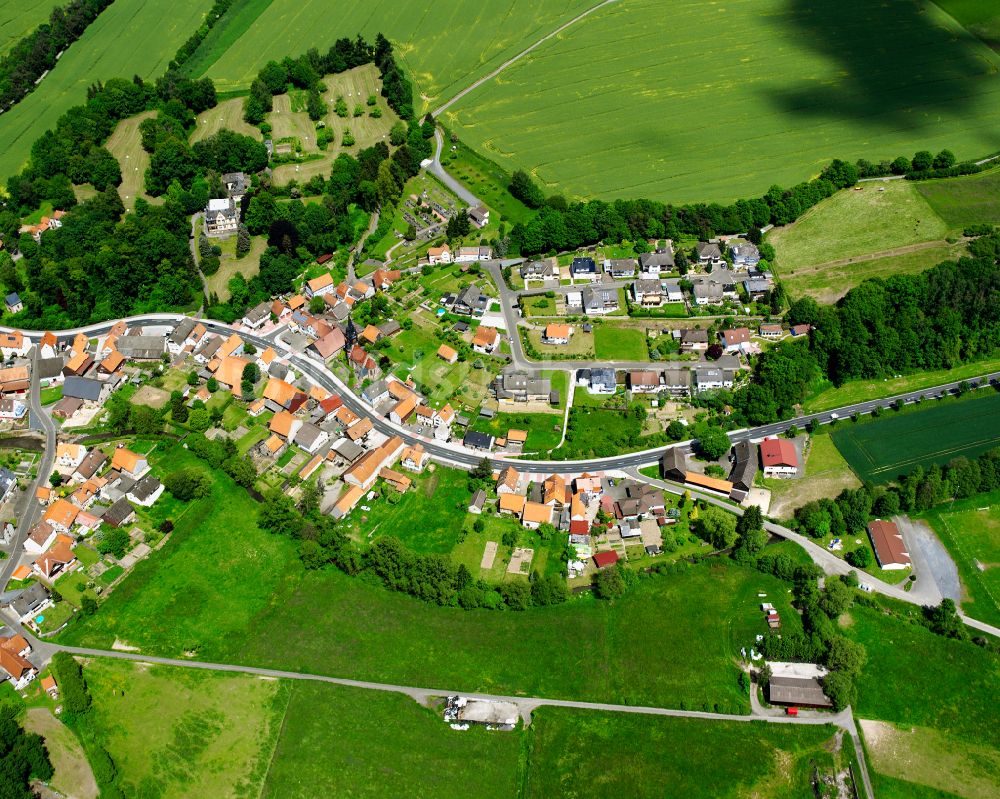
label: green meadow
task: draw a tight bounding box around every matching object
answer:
[444,0,1000,203]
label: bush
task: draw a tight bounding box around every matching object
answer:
[164,467,211,501]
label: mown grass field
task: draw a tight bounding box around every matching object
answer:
[0,0,60,55]
[204,231,267,301]
[104,110,158,211]
[923,491,1000,628]
[831,392,1000,483]
[766,180,956,301]
[0,0,211,180]
[594,324,646,360]
[58,453,800,711]
[269,65,399,185]
[196,0,595,105]
[190,97,262,143]
[444,0,1000,203]
[916,167,1000,230]
[525,710,838,799]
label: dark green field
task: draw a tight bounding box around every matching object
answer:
[832,392,1000,483]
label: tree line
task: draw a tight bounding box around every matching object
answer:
[0,0,113,113]
[0,699,52,799]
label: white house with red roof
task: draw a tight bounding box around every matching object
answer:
[760,437,799,477]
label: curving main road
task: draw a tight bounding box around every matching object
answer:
[4,314,1000,640]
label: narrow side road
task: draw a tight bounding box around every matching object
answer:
[429,128,481,207]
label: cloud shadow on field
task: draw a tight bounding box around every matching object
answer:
[762,0,1000,143]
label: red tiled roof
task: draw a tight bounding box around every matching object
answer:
[593,551,619,568]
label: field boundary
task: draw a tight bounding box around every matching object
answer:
[256,681,295,799]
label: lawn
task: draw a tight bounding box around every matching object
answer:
[205,233,268,301]
[524,327,594,359]
[764,432,861,520]
[915,166,1000,230]
[923,491,1000,628]
[437,137,536,225]
[521,295,557,317]
[0,0,211,180]
[341,466,472,554]
[270,65,399,186]
[443,0,1000,203]
[802,356,1000,412]
[194,0,596,109]
[83,659,283,799]
[593,324,646,360]
[525,709,838,799]
[260,680,520,799]
[104,110,158,211]
[0,2,61,55]
[61,461,798,712]
[40,385,62,406]
[831,391,1000,483]
[190,97,262,143]
[471,411,563,452]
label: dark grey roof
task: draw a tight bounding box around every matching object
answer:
[62,376,102,401]
[469,489,487,509]
[0,468,15,497]
[768,676,832,707]
[243,302,271,325]
[660,448,688,478]
[103,497,135,527]
[115,335,166,359]
[7,582,49,617]
[571,257,597,273]
[295,422,326,450]
[128,474,162,502]
[37,357,64,379]
[332,439,364,462]
[5,292,21,306]
[169,318,196,344]
[730,441,758,491]
[463,431,494,450]
[639,249,675,269]
[696,242,723,259]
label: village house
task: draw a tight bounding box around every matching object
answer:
[760,437,799,477]
[692,282,724,306]
[305,272,335,298]
[468,205,490,228]
[0,398,27,420]
[639,247,675,276]
[695,241,724,267]
[680,329,709,353]
[33,534,77,581]
[521,501,553,529]
[455,246,492,263]
[241,301,272,330]
[204,198,239,235]
[662,369,690,396]
[719,328,752,353]
[693,367,735,393]
[493,371,551,403]
[56,443,87,471]
[542,323,571,345]
[111,447,149,478]
[222,171,249,201]
[582,286,619,315]
[0,634,37,690]
[0,331,30,358]
[628,370,661,394]
[520,261,559,282]
[437,344,458,364]
[584,368,616,395]
[631,279,664,307]
[453,283,489,316]
[570,257,599,282]
[427,244,452,265]
[6,582,51,625]
[605,258,636,278]
[730,242,761,269]
[342,436,405,490]
[4,293,23,314]
[867,519,911,570]
[472,326,500,354]
[126,474,165,507]
[400,444,428,472]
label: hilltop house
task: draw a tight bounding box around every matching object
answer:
[205,198,239,236]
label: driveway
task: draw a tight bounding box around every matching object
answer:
[894,515,961,605]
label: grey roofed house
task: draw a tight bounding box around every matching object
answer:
[660,447,688,481]
[493,371,551,401]
[243,301,271,326]
[632,278,663,296]
[661,369,690,393]
[7,582,50,621]
[582,286,618,313]
[332,438,364,463]
[222,171,250,198]
[0,468,15,500]
[453,321,470,333]
[453,283,489,316]
[196,335,222,360]
[37,357,65,380]
[169,318,196,345]
[378,320,401,337]
[607,258,636,276]
[743,277,772,297]
[590,368,616,392]
[681,328,709,345]
[61,376,103,402]
[468,489,487,513]
[693,283,724,302]
[639,248,675,270]
[128,474,162,503]
[463,430,494,450]
[730,440,758,493]
[269,363,290,381]
[102,474,136,502]
[295,422,326,451]
[520,260,558,279]
[570,256,597,275]
[549,389,560,405]
[74,448,108,480]
[695,241,723,261]
[115,335,166,360]
[102,497,136,528]
[767,676,832,708]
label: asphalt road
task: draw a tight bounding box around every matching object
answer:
[0,345,57,586]
[5,314,1000,641]
[429,129,481,207]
